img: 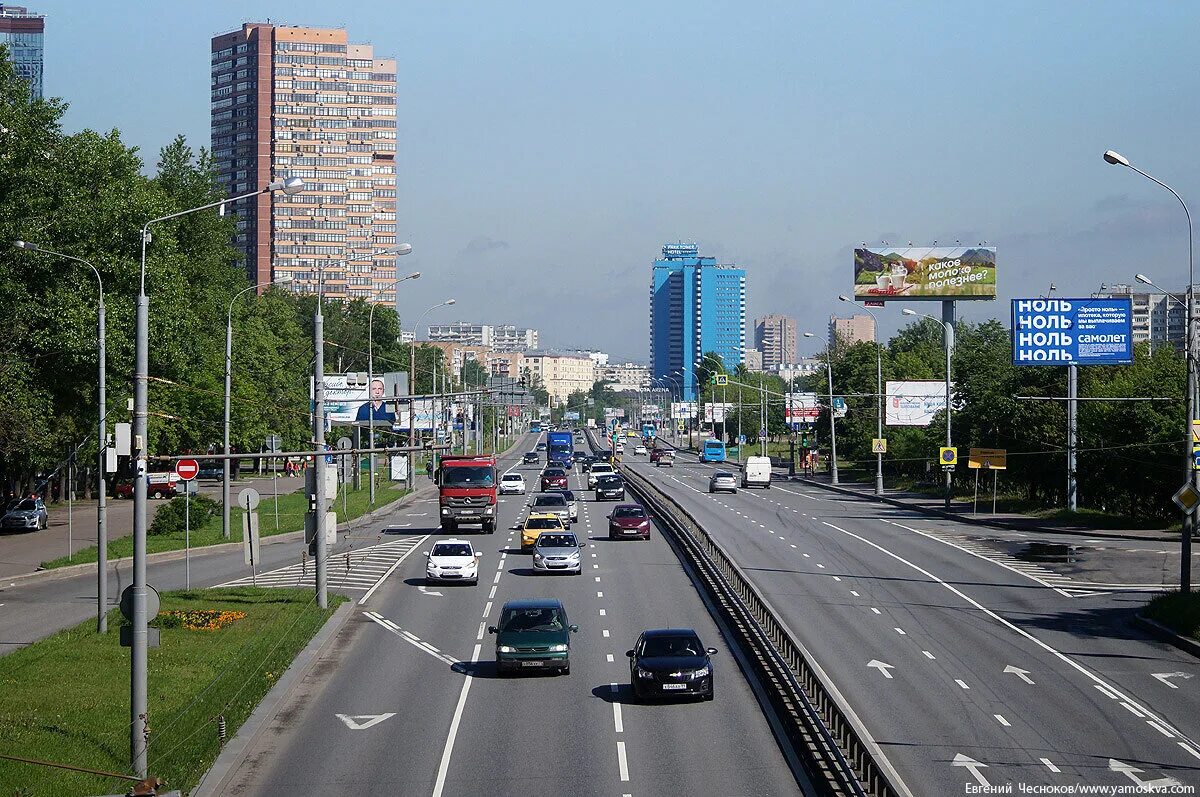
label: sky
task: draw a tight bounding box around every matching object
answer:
[30,1,1200,362]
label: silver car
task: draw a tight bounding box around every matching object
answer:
[549,489,579,523]
[2,497,48,531]
[708,471,737,494]
[529,492,572,526]
[532,531,585,574]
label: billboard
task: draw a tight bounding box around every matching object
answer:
[854,247,997,301]
[703,403,734,423]
[671,402,698,420]
[1011,298,1133,366]
[313,372,408,425]
[786,393,820,427]
[886,381,954,426]
[564,410,581,421]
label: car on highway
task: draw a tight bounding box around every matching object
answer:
[523,451,540,464]
[608,504,650,540]
[594,473,626,501]
[424,539,482,585]
[656,450,675,467]
[532,531,585,575]
[587,462,615,488]
[741,455,772,489]
[488,598,578,675]
[634,444,648,456]
[627,628,717,701]
[1,497,48,531]
[540,467,569,491]
[708,471,737,494]
[528,492,572,526]
[548,489,579,523]
[578,454,595,470]
[499,473,526,495]
[521,513,566,551]
[649,448,663,463]
[536,442,547,452]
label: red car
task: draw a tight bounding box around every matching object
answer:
[608,504,650,540]
[649,448,663,463]
[540,467,569,491]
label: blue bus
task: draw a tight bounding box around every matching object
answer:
[530,421,542,433]
[700,439,726,463]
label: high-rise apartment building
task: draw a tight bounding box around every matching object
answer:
[754,314,797,370]
[1101,284,1185,352]
[210,23,398,303]
[0,5,43,99]
[650,243,746,400]
[829,314,877,346]
[426,322,539,351]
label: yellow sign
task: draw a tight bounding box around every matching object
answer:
[968,447,1007,470]
[939,447,958,466]
[872,438,887,454]
[1193,420,1200,444]
[1173,483,1200,513]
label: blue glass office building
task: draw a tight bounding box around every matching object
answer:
[650,243,746,401]
[0,5,43,100]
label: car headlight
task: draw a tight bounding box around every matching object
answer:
[637,667,655,679]
[567,552,580,561]
[485,506,494,514]
[549,643,568,652]
[498,645,515,653]
[689,666,711,679]
[533,553,543,561]
[441,507,451,515]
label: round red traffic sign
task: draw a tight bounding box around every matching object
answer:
[175,459,200,481]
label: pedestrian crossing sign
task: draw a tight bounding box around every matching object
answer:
[872,438,887,454]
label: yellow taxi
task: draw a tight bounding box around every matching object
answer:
[522,513,567,551]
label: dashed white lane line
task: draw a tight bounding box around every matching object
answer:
[1040,758,1060,773]
[994,714,1011,727]
[832,576,841,582]
[955,680,970,690]
[790,544,797,548]
[870,608,881,615]
[616,741,630,782]
[606,653,614,662]
[816,564,825,569]
[597,591,604,598]
[476,622,485,641]
[493,571,502,584]
[922,650,936,660]
[850,590,860,597]
[599,609,607,616]
[482,601,492,618]
[488,586,497,599]
[802,553,810,558]
[603,629,610,638]
[431,642,482,797]
[611,684,624,732]
[894,627,906,635]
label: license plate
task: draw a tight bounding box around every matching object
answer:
[662,683,687,690]
[461,510,478,515]
[521,660,544,667]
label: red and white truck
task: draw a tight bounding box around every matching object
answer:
[436,454,498,533]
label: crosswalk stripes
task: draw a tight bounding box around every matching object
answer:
[217,535,428,592]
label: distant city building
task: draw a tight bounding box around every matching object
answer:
[427,322,539,351]
[520,351,596,401]
[399,329,415,344]
[742,348,763,372]
[775,359,823,383]
[1101,283,1185,352]
[0,5,44,99]
[753,314,796,371]
[600,362,650,392]
[650,242,746,400]
[422,342,491,383]
[829,313,877,346]
[493,325,539,352]
[210,22,398,303]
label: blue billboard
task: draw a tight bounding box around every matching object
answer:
[1011,298,1133,366]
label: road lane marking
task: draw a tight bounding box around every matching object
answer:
[488,586,497,599]
[894,627,906,635]
[955,679,970,690]
[922,650,936,660]
[335,713,395,730]
[599,609,606,616]
[597,591,604,598]
[850,590,860,597]
[431,643,481,797]
[362,612,458,667]
[870,608,881,615]
[482,601,492,618]
[994,714,1010,727]
[1147,719,1176,738]
[493,571,502,584]
[603,629,610,637]
[1040,758,1060,773]
[606,653,614,662]
[616,741,629,782]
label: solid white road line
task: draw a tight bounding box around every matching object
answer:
[431,642,481,797]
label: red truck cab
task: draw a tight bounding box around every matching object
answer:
[437,455,498,533]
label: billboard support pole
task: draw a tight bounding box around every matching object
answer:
[942,300,956,509]
[1067,364,1078,512]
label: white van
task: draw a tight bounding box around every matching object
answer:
[742,456,772,489]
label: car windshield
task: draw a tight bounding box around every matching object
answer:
[432,544,472,557]
[501,474,522,482]
[534,495,566,507]
[713,472,733,479]
[613,506,645,519]
[543,469,565,478]
[501,607,564,633]
[441,466,494,488]
[597,475,622,485]
[525,517,562,529]
[537,534,576,548]
[556,490,575,502]
[641,635,703,657]
[15,499,37,510]
[592,465,612,473]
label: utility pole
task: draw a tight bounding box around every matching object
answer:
[312,264,328,610]
[1067,363,1078,511]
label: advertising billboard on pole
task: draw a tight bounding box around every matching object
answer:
[1011,298,1134,366]
[886,381,954,426]
[785,393,820,428]
[854,247,997,301]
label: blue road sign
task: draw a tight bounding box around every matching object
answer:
[1011,298,1133,366]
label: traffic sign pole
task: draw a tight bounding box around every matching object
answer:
[175,460,199,589]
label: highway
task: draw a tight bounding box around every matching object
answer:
[208,434,804,797]
[622,443,1200,794]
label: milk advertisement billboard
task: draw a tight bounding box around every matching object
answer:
[854,247,997,301]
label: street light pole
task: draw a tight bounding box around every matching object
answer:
[1108,147,1194,593]
[804,332,838,484]
[14,242,107,630]
[902,308,954,508]
[366,259,417,505]
[840,295,884,494]
[132,176,302,776]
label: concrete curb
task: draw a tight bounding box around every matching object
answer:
[795,477,1175,543]
[1134,614,1200,660]
[191,599,356,797]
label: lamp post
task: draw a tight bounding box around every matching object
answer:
[131,176,302,776]
[223,273,294,542]
[408,299,456,480]
[366,257,417,505]
[803,332,838,484]
[14,241,108,631]
[902,308,954,508]
[840,295,884,494]
[1107,150,1195,594]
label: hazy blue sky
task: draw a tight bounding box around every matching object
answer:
[32,1,1200,361]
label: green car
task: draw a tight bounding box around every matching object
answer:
[488,598,578,675]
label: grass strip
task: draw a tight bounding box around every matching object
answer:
[0,587,344,796]
[40,481,411,570]
[1144,591,1200,642]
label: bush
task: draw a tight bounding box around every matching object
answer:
[148,493,221,536]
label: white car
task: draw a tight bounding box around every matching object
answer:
[499,473,526,494]
[425,539,482,585]
[634,445,648,456]
[588,463,615,489]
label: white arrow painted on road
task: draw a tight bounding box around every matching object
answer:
[335,713,396,730]
[867,659,894,679]
[1004,665,1035,684]
[1109,758,1183,791]
[418,585,442,597]
[1152,672,1193,689]
[952,754,990,787]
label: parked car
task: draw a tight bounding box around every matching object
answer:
[741,456,772,489]
[540,467,569,492]
[709,471,737,494]
[196,460,222,480]
[595,473,626,501]
[1,497,48,531]
[608,504,650,540]
[499,473,527,495]
[523,451,540,464]
[488,598,578,675]
[627,628,717,701]
[424,539,482,585]
[532,531,585,575]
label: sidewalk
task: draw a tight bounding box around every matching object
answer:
[796,474,1182,543]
